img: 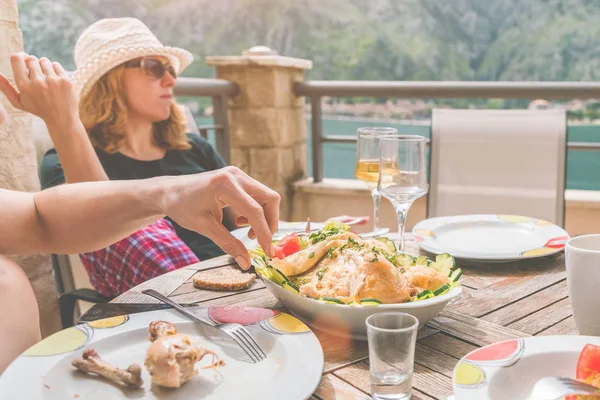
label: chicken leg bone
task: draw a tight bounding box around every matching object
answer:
[72,348,144,389]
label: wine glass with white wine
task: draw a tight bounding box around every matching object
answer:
[355,127,398,231]
[378,135,428,252]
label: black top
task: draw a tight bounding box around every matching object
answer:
[39,134,227,260]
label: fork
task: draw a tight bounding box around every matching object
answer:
[141,289,267,363]
[529,376,599,399]
[273,217,368,240]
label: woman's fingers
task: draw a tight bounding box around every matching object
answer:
[0,74,22,109]
[222,186,274,257]
[0,103,6,124]
[52,62,68,78]
[39,58,57,77]
[201,219,251,270]
[232,170,281,235]
[9,53,29,85]
[25,56,43,80]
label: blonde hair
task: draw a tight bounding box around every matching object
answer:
[79,63,191,154]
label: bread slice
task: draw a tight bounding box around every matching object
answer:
[193,266,256,291]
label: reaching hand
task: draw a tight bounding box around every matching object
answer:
[158,167,280,269]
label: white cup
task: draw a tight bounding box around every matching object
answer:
[565,234,600,335]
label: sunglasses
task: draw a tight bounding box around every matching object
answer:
[124,57,177,80]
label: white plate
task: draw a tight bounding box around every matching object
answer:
[261,276,462,341]
[0,306,323,400]
[413,214,569,261]
[453,336,600,400]
[232,221,325,250]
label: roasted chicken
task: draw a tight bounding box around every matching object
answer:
[144,321,224,388]
[148,320,178,342]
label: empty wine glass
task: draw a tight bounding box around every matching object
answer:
[378,135,428,251]
[355,127,398,231]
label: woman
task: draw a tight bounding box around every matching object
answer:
[39,18,239,297]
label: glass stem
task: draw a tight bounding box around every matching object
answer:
[371,187,381,231]
[393,202,411,252]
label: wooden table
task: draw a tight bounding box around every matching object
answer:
[113,238,572,400]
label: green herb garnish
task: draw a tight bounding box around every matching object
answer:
[310,226,344,245]
[316,267,329,281]
[325,247,335,258]
[347,237,363,250]
[308,252,315,259]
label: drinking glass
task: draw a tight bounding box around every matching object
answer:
[378,135,428,251]
[366,312,419,400]
[355,127,398,231]
[565,234,600,335]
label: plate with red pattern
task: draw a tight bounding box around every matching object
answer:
[413,214,569,261]
[0,306,323,400]
[453,336,600,399]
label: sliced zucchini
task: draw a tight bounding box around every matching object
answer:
[416,290,433,300]
[449,268,463,283]
[433,283,451,296]
[250,256,267,271]
[282,281,300,293]
[396,253,416,267]
[415,255,432,267]
[268,266,290,285]
[249,247,266,258]
[360,298,382,306]
[347,301,359,306]
[322,296,345,305]
[430,253,456,276]
[376,237,397,253]
[255,267,268,280]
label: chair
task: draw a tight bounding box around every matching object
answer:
[31,105,203,327]
[428,109,567,226]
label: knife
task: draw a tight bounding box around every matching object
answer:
[78,301,199,324]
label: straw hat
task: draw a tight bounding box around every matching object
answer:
[72,18,194,100]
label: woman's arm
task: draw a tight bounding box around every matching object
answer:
[0,53,108,183]
[0,167,279,269]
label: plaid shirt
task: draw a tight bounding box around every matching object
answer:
[79,219,200,298]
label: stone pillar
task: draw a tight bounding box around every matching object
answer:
[0,0,60,337]
[206,46,312,220]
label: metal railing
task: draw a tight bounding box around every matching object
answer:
[174,77,239,164]
[295,81,600,183]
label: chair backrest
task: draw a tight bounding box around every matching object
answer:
[428,109,567,226]
[181,105,201,136]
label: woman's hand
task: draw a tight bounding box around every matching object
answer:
[0,52,79,131]
[0,52,108,184]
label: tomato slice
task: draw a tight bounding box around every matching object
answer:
[273,232,302,259]
[566,344,600,400]
[273,246,285,260]
[578,344,600,385]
